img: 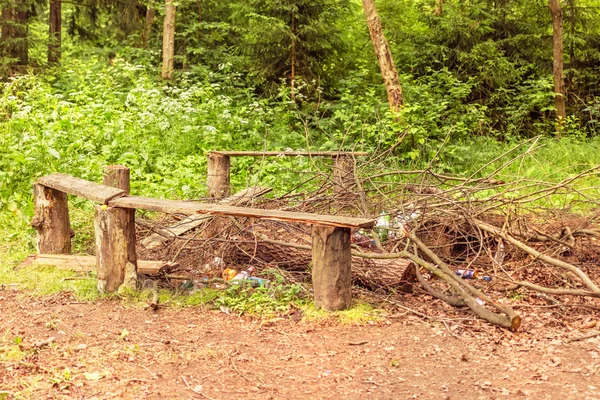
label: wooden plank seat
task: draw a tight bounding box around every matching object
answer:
[109,196,375,229]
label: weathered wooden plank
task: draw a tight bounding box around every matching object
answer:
[19,254,172,275]
[37,173,125,204]
[110,196,376,229]
[140,186,272,249]
[210,151,369,157]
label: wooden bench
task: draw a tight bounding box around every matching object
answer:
[207,150,369,198]
[32,168,375,311]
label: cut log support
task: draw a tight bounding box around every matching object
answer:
[103,165,130,194]
[207,154,230,198]
[94,205,137,293]
[31,183,71,254]
[333,155,355,194]
[311,225,352,310]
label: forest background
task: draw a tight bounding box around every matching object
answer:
[1,0,600,247]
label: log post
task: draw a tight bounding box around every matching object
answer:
[31,184,71,254]
[94,205,137,293]
[96,165,137,293]
[103,165,130,194]
[333,155,355,195]
[207,153,230,198]
[311,225,352,310]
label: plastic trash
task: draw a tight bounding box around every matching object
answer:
[494,240,505,267]
[456,269,479,279]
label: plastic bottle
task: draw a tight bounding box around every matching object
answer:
[494,240,505,267]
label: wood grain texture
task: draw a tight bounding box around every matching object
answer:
[311,226,352,310]
[94,205,137,293]
[37,173,125,204]
[109,196,376,229]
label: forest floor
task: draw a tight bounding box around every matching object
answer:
[1,288,599,400]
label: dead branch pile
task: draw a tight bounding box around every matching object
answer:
[135,139,600,330]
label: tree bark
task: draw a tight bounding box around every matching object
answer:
[207,154,230,198]
[103,165,130,194]
[1,0,28,66]
[311,225,352,310]
[48,0,61,63]
[290,11,296,100]
[94,206,138,293]
[361,0,403,113]
[142,3,155,49]
[161,0,176,79]
[549,0,566,122]
[434,0,443,16]
[31,184,71,254]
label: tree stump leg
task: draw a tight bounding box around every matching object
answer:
[311,225,352,310]
[103,165,130,194]
[333,155,355,194]
[207,154,231,198]
[31,183,71,254]
[94,206,137,293]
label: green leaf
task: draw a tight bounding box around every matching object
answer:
[48,148,61,159]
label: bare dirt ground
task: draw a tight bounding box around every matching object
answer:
[1,289,600,400]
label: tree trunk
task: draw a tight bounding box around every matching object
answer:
[567,0,575,87]
[1,0,28,66]
[48,0,61,63]
[361,0,403,113]
[549,0,566,122]
[290,11,296,100]
[161,0,176,79]
[142,3,155,49]
[434,0,443,16]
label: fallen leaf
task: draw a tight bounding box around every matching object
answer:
[84,372,103,381]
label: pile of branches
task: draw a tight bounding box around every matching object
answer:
[136,138,600,330]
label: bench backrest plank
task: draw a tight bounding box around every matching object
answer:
[109,195,375,229]
[37,173,125,204]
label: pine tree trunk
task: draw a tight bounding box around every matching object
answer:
[290,11,296,100]
[434,0,443,16]
[549,0,566,122]
[161,0,176,79]
[1,0,28,66]
[48,0,61,63]
[361,0,403,113]
[142,3,155,49]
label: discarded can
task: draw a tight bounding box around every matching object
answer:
[222,268,237,281]
[456,269,478,279]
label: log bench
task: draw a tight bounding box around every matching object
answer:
[207,150,369,198]
[32,169,376,310]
